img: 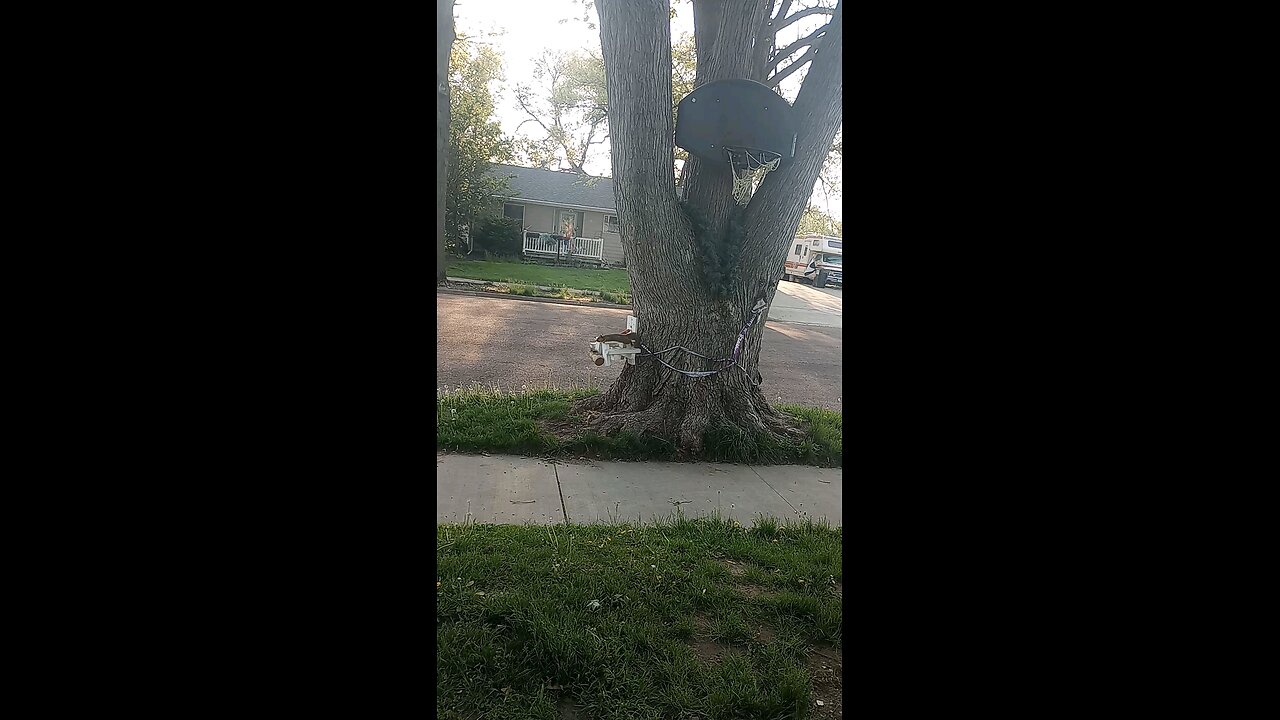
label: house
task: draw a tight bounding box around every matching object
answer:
[492,164,625,267]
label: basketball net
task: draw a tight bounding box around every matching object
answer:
[726,147,781,206]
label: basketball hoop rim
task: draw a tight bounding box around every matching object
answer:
[723,145,782,160]
[724,146,783,175]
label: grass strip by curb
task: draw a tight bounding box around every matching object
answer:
[447,258,632,295]
[448,277,632,305]
[437,387,841,467]
[438,513,842,720]
[438,287,633,310]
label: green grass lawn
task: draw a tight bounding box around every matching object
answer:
[437,515,843,720]
[447,258,633,295]
[437,387,842,467]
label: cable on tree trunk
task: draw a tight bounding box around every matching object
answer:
[636,300,767,378]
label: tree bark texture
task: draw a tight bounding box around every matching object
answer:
[436,0,454,284]
[586,0,842,451]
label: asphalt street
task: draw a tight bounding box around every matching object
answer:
[436,291,842,411]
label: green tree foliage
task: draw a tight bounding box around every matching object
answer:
[513,50,608,173]
[815,127,842,201]
[672,32,697,103]
[797,204,841,236]
[672,32,697,188]
[446,38,514,252]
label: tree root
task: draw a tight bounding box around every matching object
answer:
[571,381,803,456]
[589,403,670,437]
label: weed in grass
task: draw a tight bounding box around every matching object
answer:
[751,515,782,539]
[501,283,547,298]
[598,290,632,305]
[778,405,842,463]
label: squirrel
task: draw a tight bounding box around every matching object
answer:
[594,330,639,347]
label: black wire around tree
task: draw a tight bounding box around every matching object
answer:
[633,299,766,379]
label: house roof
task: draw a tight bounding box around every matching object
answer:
[493,164,617,212]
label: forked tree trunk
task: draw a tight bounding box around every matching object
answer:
[436,0,454,284]
[584,0,843,451]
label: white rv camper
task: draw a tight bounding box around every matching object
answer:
[782,234,842,288]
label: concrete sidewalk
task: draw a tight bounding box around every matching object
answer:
[436,452,842,526]
[769,282,842,328]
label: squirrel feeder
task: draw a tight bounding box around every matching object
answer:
[589,324,641,367]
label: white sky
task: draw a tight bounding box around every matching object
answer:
[453,0,840,220]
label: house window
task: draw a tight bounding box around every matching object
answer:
[503,203,524,223]
[605,215,620,234]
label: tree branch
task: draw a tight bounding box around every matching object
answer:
[517,89,581,172]
[769,23,828,68]
[684,0,776,283]
[766,45,816,88]
[576,118,603,170]
[595,0,696,308]
[694,0,772,86]
[816,171,830,197]
[772,0,794,24]
[750,0,790,79]
[693,0,726,72]
[595,0,678,211]
[741,0,842,266]
[515,93,562,148]
[775,5,832,32]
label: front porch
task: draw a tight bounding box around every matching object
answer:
[522,232,605,265]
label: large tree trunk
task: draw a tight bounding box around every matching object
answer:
[584,0,842,452]
[436,0,454,284]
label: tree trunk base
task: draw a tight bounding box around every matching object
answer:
[572,370,803,456]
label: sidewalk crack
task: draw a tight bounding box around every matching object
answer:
[749,466,800,516]
[553,462,570,525]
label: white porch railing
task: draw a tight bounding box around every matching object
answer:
[522,232,604,262]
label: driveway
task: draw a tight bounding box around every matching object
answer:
[768,281,842,328]
[437,293,842,411]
